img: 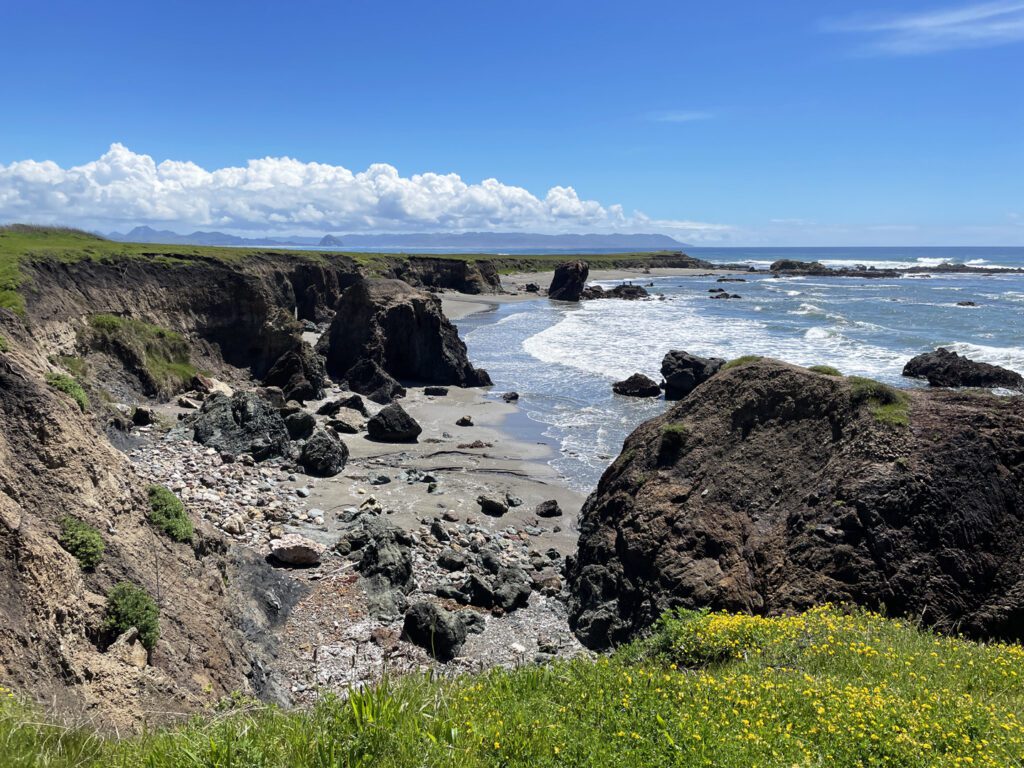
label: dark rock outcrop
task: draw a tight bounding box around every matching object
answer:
[192,391,289,460]
[367,403,422,443]
[391,256,501,295]
[582,284,649,300]
[401,601,467,661]
[548,261,589,301]
[284,409,316,440]
[613,373,661,398]
[568,358,1024,649]
[477,495,508,517]
[342,516,416,620]
[660,350,725,400]
[298,429,349,477]
[317,394,369,418]
[903,348,1023,390]
[317,279,490,404]
[263,344,326,403]
[535,500,563,518]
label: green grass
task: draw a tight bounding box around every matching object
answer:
[145,485,193,543]
[808,364,842,376]
[45,371,89,412]
[0,333,7,353]
[657,422,690,465]
[722,355,762,370]
[57,516,105,570]
[52,354,88,378]
[847,376,911,427]
[88,314,196,392]
[103,582,159,651]
[0,225,698,315]
[4,605,1024,766]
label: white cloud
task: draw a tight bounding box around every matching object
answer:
[825,1,1024,55]
[0,143,730,239]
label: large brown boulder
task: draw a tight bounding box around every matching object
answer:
[548,261,589,301]
[903,347,1023,390]
[316,279,490,404]
[568,359,1024,649]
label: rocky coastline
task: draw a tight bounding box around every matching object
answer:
[2,230,1024,733]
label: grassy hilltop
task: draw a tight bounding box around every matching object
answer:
[4,606,1024,767]
[0,225,686,315]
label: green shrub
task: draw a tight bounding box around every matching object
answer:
[848,376,910,426]
[0,334,7,353]
[58,516,105,570]
[722,354,762,370]
[89,314,196,392]
[146,485,193,542]
[808,364,842,376]
[657,422,689,465]
[45,372,89,412]
[103,582,159,650]
[53,354,87,378]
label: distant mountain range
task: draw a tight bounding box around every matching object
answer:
[315,232,687,250]
[107,226,321,247]
[107,226,687,250]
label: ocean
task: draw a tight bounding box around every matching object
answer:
[456,247,1024,491]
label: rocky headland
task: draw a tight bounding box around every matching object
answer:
[568,357,1024,649]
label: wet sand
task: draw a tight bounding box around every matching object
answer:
[296,383,586,556]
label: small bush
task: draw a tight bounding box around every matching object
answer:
[658,422,689,465]
[103,582,159,650]
[0,334,7,353]
[45,371,89,412]
[808,364,842,376]
[722,354,762,370]
[58,516,105,570]
[146,485,193,542]
[848,376,910,426]
[53,354,87,378]
[88,314,196,393]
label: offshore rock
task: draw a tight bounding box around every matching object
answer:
[547,261,589,301]
[903,347,1023,390]
[613,373,662,398]
[660,350,725,400]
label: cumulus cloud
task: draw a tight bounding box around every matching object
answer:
[0,143,729,239]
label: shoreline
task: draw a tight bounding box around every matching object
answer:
[440,264,747,321]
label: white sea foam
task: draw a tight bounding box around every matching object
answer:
[943,342,1024,375]
[521,295,905,382]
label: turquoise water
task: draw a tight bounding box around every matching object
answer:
[456,248,1024,491]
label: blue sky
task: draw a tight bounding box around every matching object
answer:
[1,0,1022,245]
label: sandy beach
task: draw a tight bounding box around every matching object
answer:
[440,263,748,322]
[296,383,586,557]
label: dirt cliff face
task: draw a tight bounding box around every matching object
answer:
[0,311,300,729]
[20,255,354,381]
[389,256,501,294]
[568,359,1024,649]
